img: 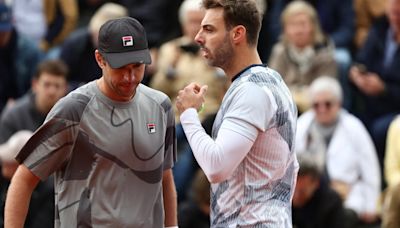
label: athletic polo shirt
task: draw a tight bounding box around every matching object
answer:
[211,65,298,227]
[16,81,177,228]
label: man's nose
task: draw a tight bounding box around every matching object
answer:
[194,31,203,45]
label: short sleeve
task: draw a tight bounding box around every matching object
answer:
[16,94,90,180]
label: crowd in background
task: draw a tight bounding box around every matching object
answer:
[0,0,399,227]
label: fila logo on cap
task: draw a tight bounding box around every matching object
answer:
[122,36,133,47]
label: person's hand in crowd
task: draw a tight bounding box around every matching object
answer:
[362,72,385,96]
[176,82,208,115]
[349,66,385,96]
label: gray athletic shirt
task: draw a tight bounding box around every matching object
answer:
[16,81,177,228]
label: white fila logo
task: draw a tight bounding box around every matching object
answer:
[122,36,133,47]
[147,123,156,134]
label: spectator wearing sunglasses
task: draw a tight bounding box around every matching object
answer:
[295,76,381,227]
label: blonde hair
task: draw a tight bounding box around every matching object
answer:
[281,0,325,44]
[89,3,128,33]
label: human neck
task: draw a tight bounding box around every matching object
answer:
[35,98,50,115]
[223,48,262,81]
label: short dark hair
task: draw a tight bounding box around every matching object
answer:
[297,153,322,180]
[33,59,69,80]
[202,0,262,46]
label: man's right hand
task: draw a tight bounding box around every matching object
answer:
[176,83,208,115]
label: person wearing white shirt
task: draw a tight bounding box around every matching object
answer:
[296,76,381,225]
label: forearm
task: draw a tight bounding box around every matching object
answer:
[162,169,177,227]
[5,165,40,228]
[180,109,255,183]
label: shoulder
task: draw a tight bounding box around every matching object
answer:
[138,84,172,112]
[389,116,400,133]
[1,94,31,118]
[270,41,286,59]
[297,111,315,129]
[338,110,367,131]
[49,85,93,121]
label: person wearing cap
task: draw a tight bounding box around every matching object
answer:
[0,130,54,228]
[0,3,42,113]
[175,0,298,227]
[60,2,128,89]
[5,17,178,228]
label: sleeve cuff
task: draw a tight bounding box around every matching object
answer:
[180,108,200,124]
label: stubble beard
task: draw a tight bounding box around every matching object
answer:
[207,33,233,69]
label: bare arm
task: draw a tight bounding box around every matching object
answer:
[162,169,178,227]
[5,164,40,228]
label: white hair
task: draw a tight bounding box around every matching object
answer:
[309,76,343,102]
[179,0,202,25]
[89,3,128,33]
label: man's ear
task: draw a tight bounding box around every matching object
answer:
[231,25,246,45]
[95,50,106,68]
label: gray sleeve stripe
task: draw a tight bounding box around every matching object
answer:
[160,98,172,113]
[27,141,75,170]
[164,126,176,152]
[16,119,79,163]
[58,199,80,213]
[54,94,91,122]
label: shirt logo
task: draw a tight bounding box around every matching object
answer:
[122,36,133,47]
[147,123,156,134]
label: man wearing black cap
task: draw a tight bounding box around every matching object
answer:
[5,17,178,228]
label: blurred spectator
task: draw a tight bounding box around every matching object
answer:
[150,0,227,123]
[266,0,354,59]
[59,2,128,89]
[349,0,400,174]
[354,0,386,49]
[0,59,68,144]
[268,0,337,113]
[76,0,107,28]
[178,169,210,228]
[296,77,381,226]
[11,0,78,52]
[381,116,400,228]
[292,153,346,228]
[0,3,42,112]
[117,0,182,49]
[266,0,354,109]
[384,116,400,188]
[0,130,54,228]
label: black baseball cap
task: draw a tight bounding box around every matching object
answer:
[98,17,152,68]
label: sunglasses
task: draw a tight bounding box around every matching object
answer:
[312,101,334,110]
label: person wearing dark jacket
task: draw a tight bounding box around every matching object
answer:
[292,153,346,228]
[349,0,400,174]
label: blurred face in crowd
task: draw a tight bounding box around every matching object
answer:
[312,91,341,126]
[292,174,319,207]
[387,0,400,35]
[96,51,145,102]
[195,8,234,69]
[183,9,205,40]
[0,30,12,47]
[33,72,67,114]
[284,12,314,49]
